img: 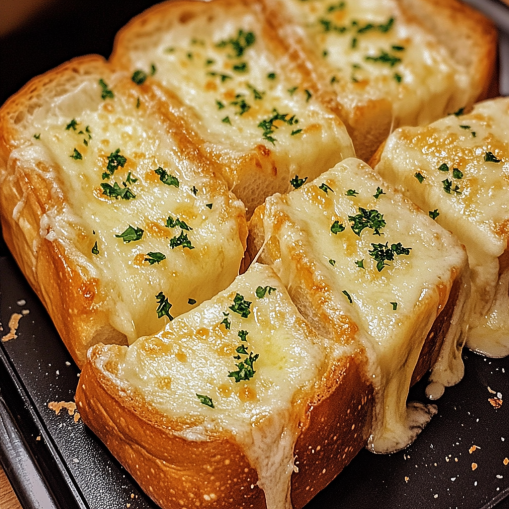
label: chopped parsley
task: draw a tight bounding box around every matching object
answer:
[255,286,276,298]
[231,95,251,115]
[170,231,194,249]
[228,350,259,383]
[291,175,307,189]
[101,182,136,200]
[206,71,232,83]
[394,73,402,83]
[355,259,365,269]
[429,209,440,220]
[247,84,264,100]
[459,125,471,130]
[206,203,213,209]
[391,302,398,310]
[66,119,78,131]
[442,179,461,195]
[288,86,298,95]
[291,129,303,136]
[327,1,346,12]
[369,242,411,271]
[485,151,501,163]
[342,290,353,303]
[205,58,215,66]
[349,208,386,236]
[99,79,114,100]
[267,72,276,80]
[125,172,137,185]
[155,292,173,320]
[453,168,463,179]
[346,189,358,196]
[103,149,127,179]
[351,37,358,49]
[216,29,256,58]
[188,298,196,305]
[319,183,334,194]
[365,51,401,67]
[191,186,198,196]
[131,70,147,85]
[305,89,312,102]
[166,215,192,230]
[331,221,345,234]
[115,225,144,243]
[378,17,395,32]
[414,172,425,183]
[222,116,232,125]
[136,97,140,109]
[34,133,41,140]
[374,187,386,199]
[229,293,252,318]
[329,259,336,266]
[145,252,166,265]
[155,167,179,187]
[238,330,249,342]
[92,241,99,255]
[453,107,464,116]
[258,109,298,144]
[392,45,405,51]
[233,62,248,72]
[150,64,157,75]
[221,312,231,330]
[196,394,214,408]
[70,148,82,160]
[439,163,449,172]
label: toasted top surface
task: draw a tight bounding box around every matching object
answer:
[111,0,354,184]
[269,0,486,123]
[376,98,509,260]
[0,56,247,343]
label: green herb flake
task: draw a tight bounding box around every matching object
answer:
[247,84,264,100]
[460,125,471,130]
[442,179,461,195]
[391,302,398,310]
[166,215,192,230]
[136,97,140,108]
[156,292,173,320]
[346,189,358,196]
[378,17,395,32]
[472,131,477,137]
[288,86,298,95]
[100,182,136,200]
[256,286,276,298]
[92,241,99,255]
[187,52,193,60]
[207,71,233,83]
[238,330,249,342]
[228,350,259,383]
[145,252,166,265]
[374,187,386,199]
[34,133,41,140]
[355,259,365,269]
[322,49,329,57]
[191,186,198,196]
[331,221,345,234]
[365,50,401,67]
[196,394,214,408]
[349,208,386,236]
[267,72,276,80]
[66,119,78,131]
[291,175,307,189]
[216,29,256,58]
[115,225,144,243]
[99,79,114,100]
[258,109,298,145]
[222,116,232,125]
[319,183,334,194]
[102,149,127,179]
[221,312,231,330]
[329,259,336,266]
[304,89,312,102]
[170,231,194,250]
[125,172,138,184]
[392,45,405,51]
[485,151,501,163]
[369,242,411,271]
[327,1,346,12]
[70,148,82,160]
[291,129,303,136]
[351,37,358,49]
[429,209,440,220]
[206,203,213,209]
[453,107,464,116]
[394,73,402,83]
[438,163,449,172]
[188,298,196,305]
[150,63,157,75]
[453,168,463,179]
[216,100,225,110]
[342,290,353,303]
[131,70,148,85]
[205,59,215,66]
[230,96,251,116]
[155,167,180,187]
[233,62,248,72]
[414,172,425,183]
[229,293,252,318]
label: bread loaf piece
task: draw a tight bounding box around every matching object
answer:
[110,0,355,215]
[372,98,509,358]
[249,158,470,453]
[0,56,247,367]
[257,0,497,161]
[76,263,374,509]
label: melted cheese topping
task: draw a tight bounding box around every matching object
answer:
[105,264,336,509]
[376,98,509,357]
[260,158,468,452]
[279,0,469,125]
[22,73,246,343]
[123,2,354,189]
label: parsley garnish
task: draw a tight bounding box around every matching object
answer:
[247,84,264,100]
[414,172,425,183]
[351,37,358,49]
[101,182,136,200]
[378,17,395,32]
[34,133,41,140]
[442,179,461,195]
[155,167,179,187]
[166,215,192,230]
[453,168,463,179]
[191,186,198,196]
[66,119,78,131]
[319,183,333,194]
[125,172,138,184]
[150,63,156,75]
[92,241,99,255]
[196,394,214,408]
[216,30,256,58]
[355,259,365,269]
[291,129,303,136]
[238,330,248,341]
[429,209,440,220]
[205,58,215,66]
[188,298,196,305]
[207,71,232,82]
[329,259,336,266]
[115,225,143,243]
[342,290,353,303]
[145,252,166,265]
[222,116,232,125]
[221,312,231,330]
[99,79,114,100]
[392,45,405,51]
[230,95,251,116]
[439,163,449,172]
[331,221,345,234]
[255,286,276,298]
[233,62,248,72]
[228,351,259,383]
[170,231,194,249]
[70,148,82,160]
[132,70,147,85]
[229,293,251,317]
[327,1,346,12]
[394,73,402,83]
[349,208,386,236]
[267,72,276,80]
[453,107,464,116]
[391,302,398,310]
[136,97,140,108]
[485,152,501,163]
[155,292,173,320]
[103,149,126,179]
[206,203,213,209]
[305,89,312,102]
[290,175,307,189]
[288,86,298,96]
[374,187,386,199]
[369,242,411,271]
[346,189,358,196]
[460,125,471,130]
[258,109,298,144]
[365,51,401,67]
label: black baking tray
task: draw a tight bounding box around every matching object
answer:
[1,0,509,507]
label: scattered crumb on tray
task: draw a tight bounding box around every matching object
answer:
[469,445,481,454]
[48,401,80,422]
[504,458,509,466]
[472,463,478,471]
[489,397,503,409]
[1,313,23,342]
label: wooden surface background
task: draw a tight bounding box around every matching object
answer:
[0,464,22,509]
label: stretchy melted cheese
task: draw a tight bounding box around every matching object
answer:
[89,264,344,509]
[250,158,469,452]
[112,0,354,213]
[2,66,246,347]
[375,98,509,358]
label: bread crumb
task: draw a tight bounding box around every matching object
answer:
[472,463,478,471]
[48,401,80,423]
[504,458,509,466]
[488,386,496,394]
[469,445,481,454]
[21,309,30,315]
[404,476,409,483]
[2,313,23,342]
[36,436,41,441]
[16,299,26,306]
[74,412,81,423]
[489,397,503,409]
[131,494,134,499]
